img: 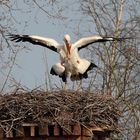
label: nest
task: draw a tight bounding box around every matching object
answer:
[0,90,121,132]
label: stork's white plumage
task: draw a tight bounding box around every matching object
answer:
[8,34,129,85]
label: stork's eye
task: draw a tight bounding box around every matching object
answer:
[65,39,68,43]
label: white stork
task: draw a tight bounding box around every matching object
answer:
[8,34,128,89]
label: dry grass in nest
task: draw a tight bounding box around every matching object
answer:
[0,90,121,132]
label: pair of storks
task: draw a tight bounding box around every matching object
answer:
[9,33,128,89]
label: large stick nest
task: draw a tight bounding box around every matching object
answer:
[0,91,121,132]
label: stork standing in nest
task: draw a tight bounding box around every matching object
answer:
[8,34,128,89]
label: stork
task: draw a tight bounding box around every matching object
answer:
[8,34,128,89]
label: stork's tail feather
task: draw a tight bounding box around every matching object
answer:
[71,72,88,81]
[50,68,67,82]
[50,68,57,75]
[60,74,67,82]
[82,62,97,79]
[70,62,97,81]
[87,62,97,71]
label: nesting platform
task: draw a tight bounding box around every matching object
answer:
[1,123,112,140]
[0,90,121,140]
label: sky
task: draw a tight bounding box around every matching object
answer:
[1,0,97,91]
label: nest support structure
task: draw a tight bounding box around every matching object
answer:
[0,90,121,139]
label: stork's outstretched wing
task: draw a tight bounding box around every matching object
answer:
[73,35,131,51]
[8,34,61,52]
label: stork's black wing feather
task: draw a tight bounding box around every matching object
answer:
[8,34,59,52]
[73,36,132,51]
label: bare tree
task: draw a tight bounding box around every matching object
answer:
[80,0,140,139]
[0,0,18,92]
[0,0,66,92]
[1,1,139,139]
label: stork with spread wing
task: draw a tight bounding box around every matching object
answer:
[8,34,129,89]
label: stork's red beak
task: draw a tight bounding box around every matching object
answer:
[66,42,71,54]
